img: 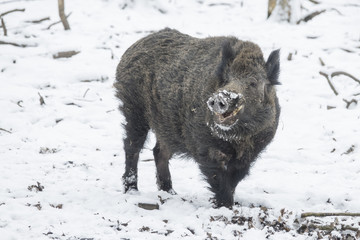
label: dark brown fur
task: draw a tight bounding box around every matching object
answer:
[115,28,280,207]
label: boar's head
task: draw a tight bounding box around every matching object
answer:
[206,41,280,142]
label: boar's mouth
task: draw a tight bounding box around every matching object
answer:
[214,104,244,127]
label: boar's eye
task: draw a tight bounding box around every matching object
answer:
[249,82,257,88]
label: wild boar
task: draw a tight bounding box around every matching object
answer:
[115,28,280,208]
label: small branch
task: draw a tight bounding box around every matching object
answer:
[138,203,159,210]
[46,12,71,30]
[297,9,326,24]
[319,71,338,96]
[1,17,7,36]
[301,223,359,233]
[287,53,292,61]
[0,8,25,18]
[53,50,80,59]
[83,88,90,98]
[318,57,325,66]
[341,144,355,155]
[38,92,45,105]
[80,76,109,83]
[58,0,70,30]
[308,0,320,4]
[340,48,354,53]
[331,71,360,84]
[343,99,358,109]
[25,17,50,24]
[0,40,36,48]
[301,212,360,218]
[17,100,23,108]
[141,159,154,162]
[329,8,343,16]
[0,127,12,134]
[98,47,115,59]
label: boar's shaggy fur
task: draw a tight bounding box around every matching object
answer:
[115,28,280,208]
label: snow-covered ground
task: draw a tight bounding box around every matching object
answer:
[1,0,359,239]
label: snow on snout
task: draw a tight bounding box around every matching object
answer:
[220,90,242,100]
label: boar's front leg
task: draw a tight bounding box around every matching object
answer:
[153,141,176,194]
[199,155,250,208]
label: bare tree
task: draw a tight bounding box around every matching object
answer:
[268,0,301,23]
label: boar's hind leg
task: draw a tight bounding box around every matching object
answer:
[153,141,175,194]
[122,113,149,193]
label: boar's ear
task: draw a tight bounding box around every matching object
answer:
[265,49,280,85]
[216,41,235,83]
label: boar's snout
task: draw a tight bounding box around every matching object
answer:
[207,93,229,114]
[207,90,244,125]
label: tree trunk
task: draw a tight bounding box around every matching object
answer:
[58,0,70,30]
[268,0,301,23]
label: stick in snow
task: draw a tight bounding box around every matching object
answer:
[26,17,50,24]
[1,17,7,36]
[319,71,338,96]
[0,128,12,134]
[138,203,159,210]
[301,212,360,218]
[38,92,45,106]
[46,12,71,30]
[297,9,326,24]
[331,71,360,84]
[53,50,79,59]
[0,8,25,18]
[0,40,36,48]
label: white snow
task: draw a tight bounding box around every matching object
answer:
[1,0,360,239]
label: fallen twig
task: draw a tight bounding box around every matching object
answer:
[297,9,326,24]
[83,88,90,98]
[25,17,50,24]
[0,127,12,134]
[331,71,360,84]
[58,0,70,30]
[342,145,355,155]
[300,223,359,233]
[65,102,81,107]
[0,8,25,17]
[343,99,358,109]
[0,40,37,48]
[340,48,354,53]
[318,57,325,66]
[80,76,109,83]
[46,12,71,30]
[138,203,159,210]
[98,47,115,59]
[319,71,338,96]
[287,53,292,61]
[142,159,154,162]
[301,212,360,218]
[53,50,79,59]
[308,0,320,4]
[1,17,7,36]
[17,100,23,108]
[38,92,45,105]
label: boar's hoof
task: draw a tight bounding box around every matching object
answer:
[123,172,138,193]
[210,196,234,209]
[164,188,177,195]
